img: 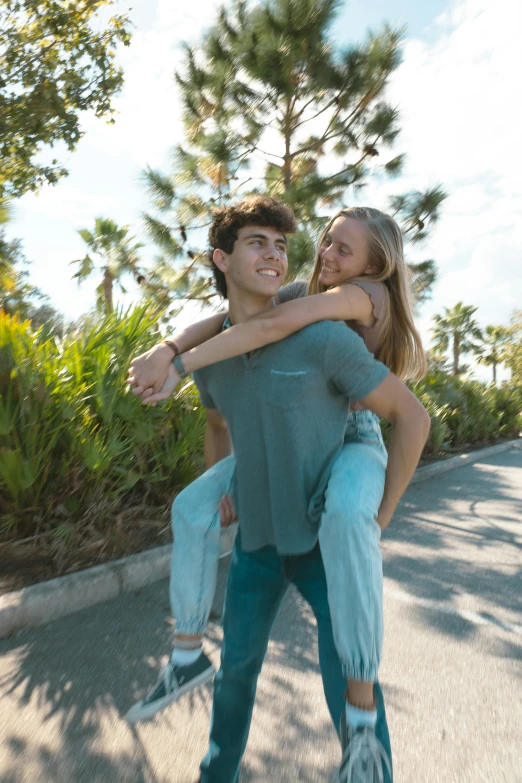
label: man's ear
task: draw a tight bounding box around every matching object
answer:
[213,248,228,274]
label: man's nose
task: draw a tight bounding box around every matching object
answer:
[264,243,279,259]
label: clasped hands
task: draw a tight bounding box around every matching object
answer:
[127,343,181,405]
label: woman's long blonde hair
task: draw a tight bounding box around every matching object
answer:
[308,207,427,381]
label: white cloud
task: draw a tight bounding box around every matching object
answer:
[377,0,522,382]
[80,0,222,168]
[18,184,120,224]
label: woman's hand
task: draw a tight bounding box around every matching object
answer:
[141,363,181,405]
[127,343,174,401]
[218,494,237,527]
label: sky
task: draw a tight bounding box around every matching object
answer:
[5,0,521,382]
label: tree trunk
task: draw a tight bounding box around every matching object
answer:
[493,362,497,385]
[282,97,292,192]
[452,333,460,375]
[102,267,113,312]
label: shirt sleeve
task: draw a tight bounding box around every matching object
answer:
[323,322,389,402]
[277,280,308,303]
[192,371,216,409]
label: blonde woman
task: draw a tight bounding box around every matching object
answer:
[127,207,428,782]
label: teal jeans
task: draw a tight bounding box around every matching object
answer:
[199,531,393,782]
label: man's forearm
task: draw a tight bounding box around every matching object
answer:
[204,425,232,469]
[378,410,430,529]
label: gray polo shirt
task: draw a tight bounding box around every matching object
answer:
[193,320,389,554]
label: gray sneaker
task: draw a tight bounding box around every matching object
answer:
[126,652,215,723]
[338,709,392,782]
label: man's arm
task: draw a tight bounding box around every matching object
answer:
[204,407,236,527]
[359,374,431,530]
[204,407,232,469]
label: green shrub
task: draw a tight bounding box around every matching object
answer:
[0,308,205,552]
[410,371,521,454]
[1,307,520,559]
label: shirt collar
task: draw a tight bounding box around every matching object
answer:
[221,298,277,332]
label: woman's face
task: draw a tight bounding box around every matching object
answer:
[318,216,375,287]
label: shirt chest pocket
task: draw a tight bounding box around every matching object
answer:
[269,370,308,410]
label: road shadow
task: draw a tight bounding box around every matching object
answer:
[0,578,354,782]
[382,449,522,648]
[1,449,520,781]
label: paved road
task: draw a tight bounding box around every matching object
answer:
[1,447,521,783]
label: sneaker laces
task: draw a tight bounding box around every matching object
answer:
[339,726,392,783]
[162,662,179,694]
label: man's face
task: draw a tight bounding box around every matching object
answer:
[214,225,288,298]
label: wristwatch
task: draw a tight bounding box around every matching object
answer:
[173,353,189,378]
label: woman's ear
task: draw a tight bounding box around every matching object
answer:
[365,262,379,275]
[213,248,228,274]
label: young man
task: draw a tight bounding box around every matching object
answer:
[128,196,430,782]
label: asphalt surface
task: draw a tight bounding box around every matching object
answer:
[1,447,521,783]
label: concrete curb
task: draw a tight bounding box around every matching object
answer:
[410,437,521,484]
[1,437,520,639]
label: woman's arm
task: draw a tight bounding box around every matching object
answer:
[179,283,373,374]
[170,312,229,352]
[128,311,227,395]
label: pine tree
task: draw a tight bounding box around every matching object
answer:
[142,0,445,307]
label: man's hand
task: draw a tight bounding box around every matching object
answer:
[140,363,181,406]
[218,494,237,527]
[127,343,174,400]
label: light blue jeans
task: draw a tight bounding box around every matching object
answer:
[170,409,387,680]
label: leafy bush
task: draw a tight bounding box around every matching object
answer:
[1,308,520,571]
[410,371,522,454]
[0,308,205,562]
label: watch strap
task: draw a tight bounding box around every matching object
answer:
[173,353,189,378]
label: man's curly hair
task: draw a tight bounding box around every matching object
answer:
[208,196,297,299]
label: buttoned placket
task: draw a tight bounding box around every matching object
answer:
[224,297,278,371]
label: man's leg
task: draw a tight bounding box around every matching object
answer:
[200,532,287,783]
[289,545,393,783]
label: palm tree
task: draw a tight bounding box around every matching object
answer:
[476,324,509,385]
[71,218,143,313]
[431,302,482,376]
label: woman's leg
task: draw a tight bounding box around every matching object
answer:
[318,412,387,689]
[318,412,392,780]
[170,453,236,637]
[126,454,237,723]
